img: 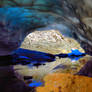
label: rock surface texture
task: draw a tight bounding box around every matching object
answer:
[0,0,92,55]
[36,73,92,92]
[0,0,92,92]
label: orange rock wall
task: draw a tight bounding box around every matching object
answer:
[36,73,92,92]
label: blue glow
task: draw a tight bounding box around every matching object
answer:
[29,80,43,87]
[12,48,86,66]
[70,56,83,61]
[68,49,84,56]
[67,49,86,61]
[15,48,55,63]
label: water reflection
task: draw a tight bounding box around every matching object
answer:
[0,48,86,92]
[0,48,85,67]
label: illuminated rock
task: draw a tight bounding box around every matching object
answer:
[36,73,92,92]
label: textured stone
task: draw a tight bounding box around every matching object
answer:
[21,30,84,54]
[36,73,92,92]
[0,0,92,55]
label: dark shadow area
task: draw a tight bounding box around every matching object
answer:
[0,66,35,92]
[76,59,92,77]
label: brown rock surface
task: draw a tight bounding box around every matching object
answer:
[36,73,92,92]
